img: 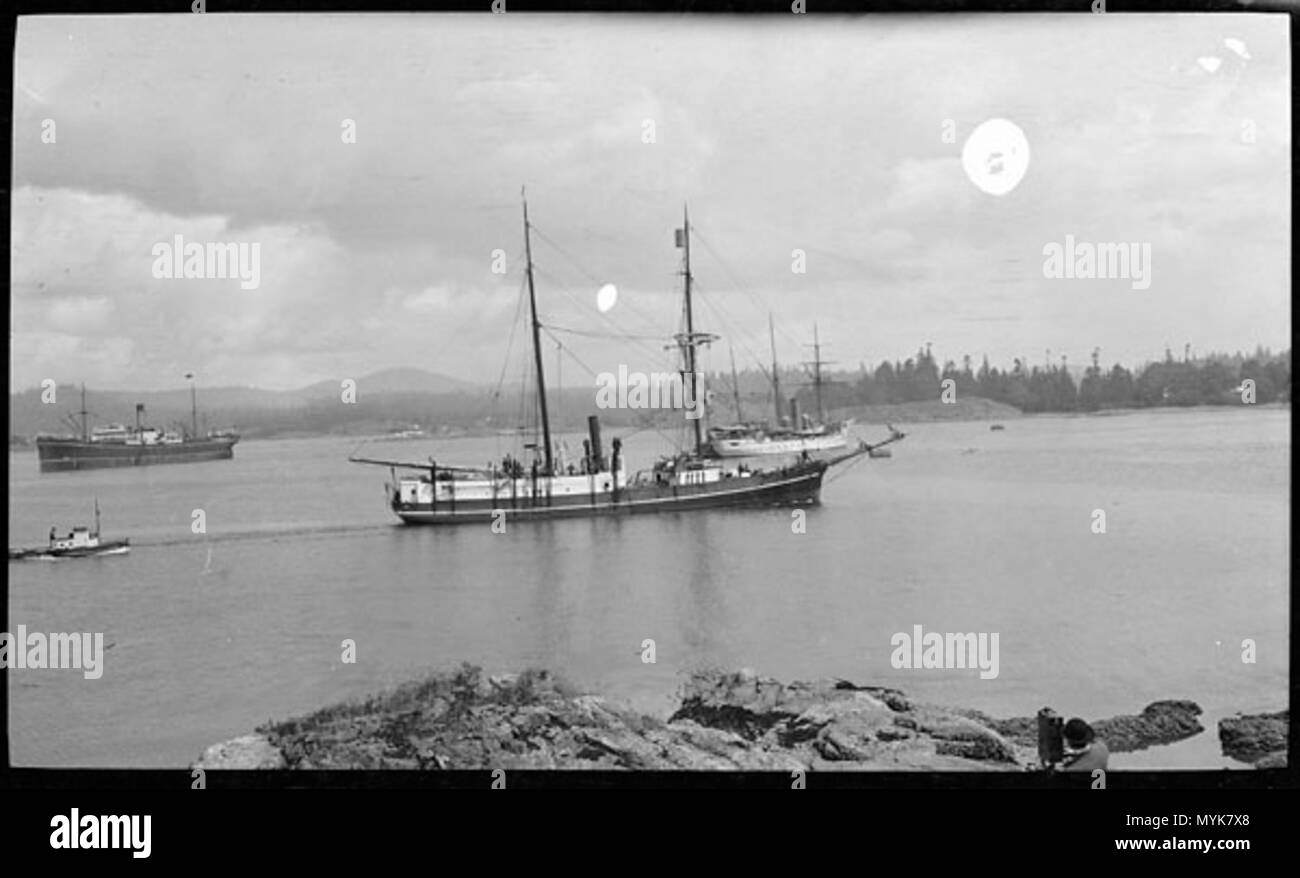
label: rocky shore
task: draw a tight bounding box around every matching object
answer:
[1218,710,1289,769]
[193,665,1277,771]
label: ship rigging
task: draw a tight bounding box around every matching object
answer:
[349,191,900,525]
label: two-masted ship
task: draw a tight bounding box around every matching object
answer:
[35,384,238,472]
[350,195,901,525]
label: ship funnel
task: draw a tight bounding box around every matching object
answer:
[789,398,800,428]
[587,415,604,472]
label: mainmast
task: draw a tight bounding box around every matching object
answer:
[522,189,553,475]
[769,313,782,425]
[802,324,835,425]
[79,383,88,442]
[186,372,198,439]
[680,205,703,456]
[728,344,744,424]
[810,324,825,424]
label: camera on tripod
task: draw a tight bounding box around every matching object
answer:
[1036,707,1065,768]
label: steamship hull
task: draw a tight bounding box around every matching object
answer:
[707,422,852,458]
[35,436,239,472]
[391,462,829,525]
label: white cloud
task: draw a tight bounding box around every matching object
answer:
[9,14,1290,391]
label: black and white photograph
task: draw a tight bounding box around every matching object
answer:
[3,0,1293,823]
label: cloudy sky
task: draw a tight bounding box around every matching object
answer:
[11,13,1290,392]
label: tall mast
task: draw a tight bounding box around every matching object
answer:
[729,344,744,424]
[812,324,824,424]
[681,204,703,456]
[186,373,198,438]
[769,313,782,424]
[522,189,553,475]
[79,383,88,442]
[802,324,835,425]
[555,340,562,430]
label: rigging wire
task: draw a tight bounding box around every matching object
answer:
[533,265,675,368]
[690,225,806,352]
[528,222,669,335]
[415,246,528,388]
[491,272,529,404]
[541,326,601,382]
[545,324,668,343]
[693,282,776,386]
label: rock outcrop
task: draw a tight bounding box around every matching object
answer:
[192,665,1209,771]
[193,734,286,770]
[964,700,1205,754]
[1219,711,1288,768]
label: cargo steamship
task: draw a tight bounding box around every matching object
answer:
[35,384,238,473]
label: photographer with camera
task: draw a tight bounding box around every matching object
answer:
[1037,709,1109,772]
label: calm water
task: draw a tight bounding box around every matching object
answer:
[7,407,1289,768]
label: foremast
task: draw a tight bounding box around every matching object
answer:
[522,189,553,475]
[675,205,716,457]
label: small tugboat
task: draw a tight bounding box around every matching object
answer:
[8,500,130,560]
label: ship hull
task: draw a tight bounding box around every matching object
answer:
[707,424,852,458]
[35,437,238,472]
[392,462,827,525]
[9,539,131,561]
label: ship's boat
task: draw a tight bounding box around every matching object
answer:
[350,194,903,525]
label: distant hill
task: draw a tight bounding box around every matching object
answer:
[297,368,478,399]
[8,369,482,440]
